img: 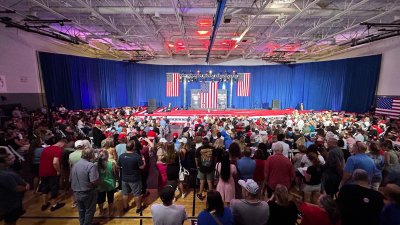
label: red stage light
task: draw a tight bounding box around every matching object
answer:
[168,43,174,47]
[198,19,212,27]
[177,42,183,46]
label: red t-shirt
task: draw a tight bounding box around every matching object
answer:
[300,203,340,225]
[39,145,62,177]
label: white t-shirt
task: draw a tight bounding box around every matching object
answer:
[271,141,290,158]
[151,204,187,225]
[301,154,326,167]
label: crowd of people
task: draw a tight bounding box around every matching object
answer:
[1,105,400,225]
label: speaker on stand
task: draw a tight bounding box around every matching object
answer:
[272,100,280,110]
[148,99,156,114]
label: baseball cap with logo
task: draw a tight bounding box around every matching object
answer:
[238,179,259,195]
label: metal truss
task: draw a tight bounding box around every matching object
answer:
[122,0,171,55]
[74,0,155,56]
[224,0,272,58]
[170,0,190,56]
[296,2,400,60]
[244,0,323,58]
[270,0,372,55]
[28,0,123,58]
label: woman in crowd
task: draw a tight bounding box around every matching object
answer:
[165,142,185,199]
[197,190,233,225]
[368,142,385,190]
[96,150,117,216]
[216,153,237,205]
[213,138,225,163]
[156,139,168,190]
[267,184,298,225]
[101,137,117,163]
[253,149,266,198]
[298,195,341,225]
[303,151,323,203]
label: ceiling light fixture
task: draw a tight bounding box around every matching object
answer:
[273,0,296,3]
[197,30,209,35]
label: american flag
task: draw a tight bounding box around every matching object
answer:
[237,73,250,96]
[375,96,400,119]
[200,81,218,108]
[166,73,180,97]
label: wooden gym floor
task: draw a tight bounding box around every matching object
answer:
[14,188,204,225]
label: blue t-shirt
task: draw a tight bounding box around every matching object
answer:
[344,153,379,181]
[236,157,256,180]
[116,143,127,158]
[197,207,233,225]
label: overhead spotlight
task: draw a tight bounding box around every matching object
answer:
[88,12,97,21]
[152,12,162,21]
[223,15,232,23]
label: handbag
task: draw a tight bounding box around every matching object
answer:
[179,156,189,181]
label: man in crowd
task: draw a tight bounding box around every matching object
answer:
[38,138,66,212]
[340,141,380,187]
[0,148,29,225]
[236,148,256,180]
[337,169,384,225]
[264,143,294,198]
[92,120,105,148]
[271,134,290,157]
[151,185,187,225]
[195,137,217,200]
[230,179,269,225]
[69,140,84,167]
[118,140,146,213]
[70,147,100,225]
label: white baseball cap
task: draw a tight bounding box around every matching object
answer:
[74,140,84,149]
[159,138,168,143]
[178,137,188,144]
[238,179,259,195]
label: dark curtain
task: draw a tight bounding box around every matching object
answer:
[38,52,381,112]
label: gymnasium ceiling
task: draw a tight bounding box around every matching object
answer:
[1,0,400,63]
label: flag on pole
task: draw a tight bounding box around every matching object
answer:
[237,73,250,96]
[375,96,400,119]
[200,81,218,108]
[166,73,180,97]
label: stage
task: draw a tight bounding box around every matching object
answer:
[137,108,308,123]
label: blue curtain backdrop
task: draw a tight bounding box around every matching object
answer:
[38,52,381,112]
